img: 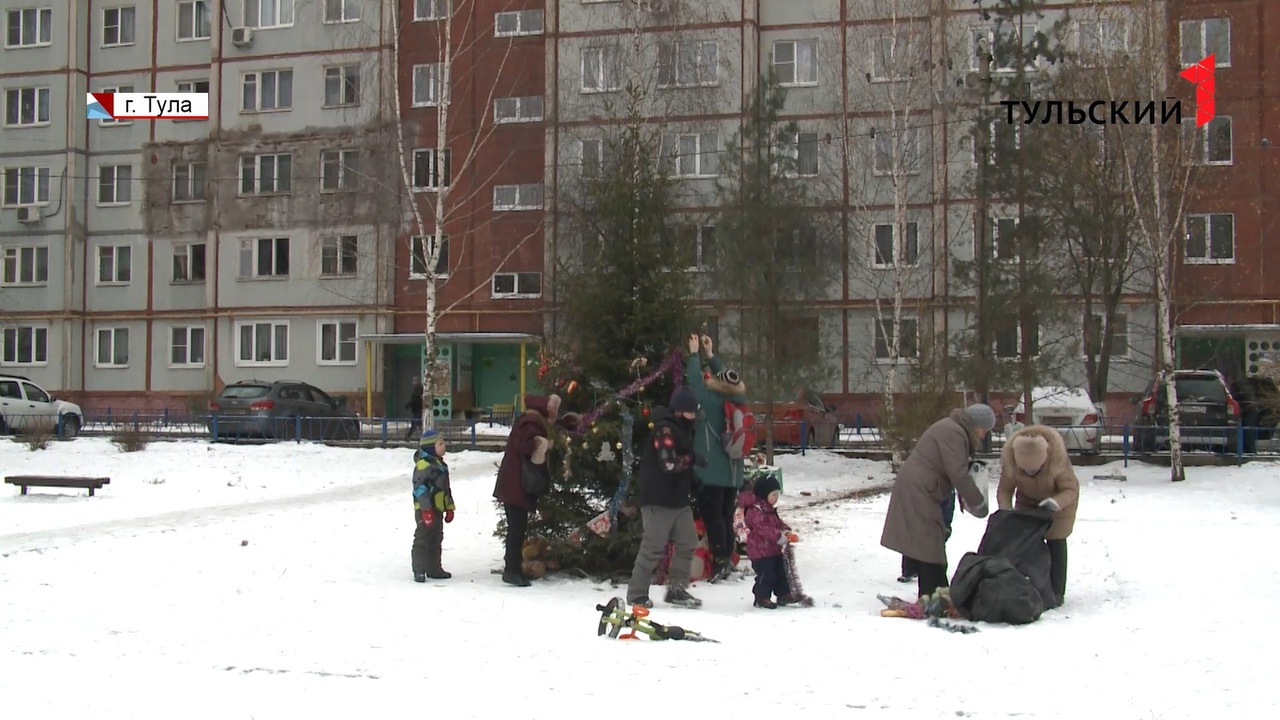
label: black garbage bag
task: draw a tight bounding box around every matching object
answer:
[975,509,1058,609]
[949,552,1045,625]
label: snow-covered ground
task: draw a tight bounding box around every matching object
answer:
[1,438,1276,719]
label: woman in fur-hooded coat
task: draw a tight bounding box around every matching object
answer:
[999,424,1080,604]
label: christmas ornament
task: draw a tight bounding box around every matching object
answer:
[615,442,623,449]
[567,380,579,393]
[597,444,616,462]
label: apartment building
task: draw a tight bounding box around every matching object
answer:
[0,0,399,412]
[543,0,1166,416]
[1167,0,1280,382]
[369,0,550,420]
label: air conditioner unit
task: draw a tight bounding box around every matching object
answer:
[230,27,253,47]
[15,206,40,224]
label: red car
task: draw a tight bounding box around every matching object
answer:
[748,397,840,448]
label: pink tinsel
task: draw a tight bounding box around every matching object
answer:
[573,350,686,433]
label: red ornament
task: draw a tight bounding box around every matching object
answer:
[704,372,711,380]
[641,406,650,417]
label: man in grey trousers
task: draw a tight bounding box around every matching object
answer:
[626,386,705,609]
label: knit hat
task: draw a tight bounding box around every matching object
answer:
[753,475,781,502]
[1011,433,1050,475]
[963,403,997,431]
[669,386,700,414]
[419,428,442,454]
[717,368,741,385]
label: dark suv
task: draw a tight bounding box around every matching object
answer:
[1134,370,1240,453]
[207,380,360,440]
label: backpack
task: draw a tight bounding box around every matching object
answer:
[722,400,757,459]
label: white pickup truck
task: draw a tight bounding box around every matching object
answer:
[0,374,83,439]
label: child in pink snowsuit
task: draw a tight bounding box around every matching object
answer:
[738,475,800,609]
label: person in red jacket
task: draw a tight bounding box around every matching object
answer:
[493,394,560,587]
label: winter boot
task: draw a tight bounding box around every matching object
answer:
[502,570,531,587]
[897,572,916,583]
[777,593,800,606]
[708,557,732,583]
[664,586,703,609]
[414,573,427,583]
[427,546,451,579]
[426,568,451,579]
[627,596,653,609]
[753,596,777,609]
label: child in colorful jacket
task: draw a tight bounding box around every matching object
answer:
[737,475,801,608]
[412,428,456,582]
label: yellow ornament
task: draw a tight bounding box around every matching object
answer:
[615,442,622,449]
[582,442,589,449]
[648,422,655,429]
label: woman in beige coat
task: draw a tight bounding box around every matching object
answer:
[880,405,995,599]
[998,424,1080,605]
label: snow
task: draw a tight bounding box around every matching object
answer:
[2,439,1277,719]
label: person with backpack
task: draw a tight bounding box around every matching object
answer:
[684,332,754,584]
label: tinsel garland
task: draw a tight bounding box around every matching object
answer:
[605,410,635,522]
[574,350,685,433]
[782,544,815,607]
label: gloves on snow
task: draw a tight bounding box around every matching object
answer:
[693,452,708,468]
[445,510,455,524]
[531,436,551,465]
[1039,498,1061,513]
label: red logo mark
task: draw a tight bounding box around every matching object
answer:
[1178,54,1215,127]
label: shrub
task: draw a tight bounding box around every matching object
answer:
[22,418,54,451]
[111,425,150,453]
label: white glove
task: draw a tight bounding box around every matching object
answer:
[1039,497,1060,513]
[531,436,551,464]
[776,533,789,548]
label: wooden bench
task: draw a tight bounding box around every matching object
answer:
[5,475,111,497]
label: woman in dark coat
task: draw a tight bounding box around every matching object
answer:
[493,394,560,587]
[880,405,995,599]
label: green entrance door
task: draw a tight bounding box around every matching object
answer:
[474,344,522,409]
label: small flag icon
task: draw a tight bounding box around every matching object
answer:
[86,92,113,120]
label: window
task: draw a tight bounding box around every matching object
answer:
[177,1,211,41]
[415,0,449,21]
[323,65,359,107]
[493,184,543,210]
[872,222,919,267]
[658,41,719,87]
[321,149,359,192]
[779,131,819,176]
[495,9,543,37]
[870,31,921,82]
[172,242,206,282]
[173,161,206,202]
[581,46,620,93]
[95,327,130,367]
[4,87,51,127]
[236,321,289,366]
[774,316,820,364]
[98,165,133,205]
[1,245,49,285]
[772,39,818,86]
[873,128,921,175]
[676,224,716,270]
[1,325,48,365]
[995,322,1039,359]
[411,148,451,190]
[1085,313,1128,359]
[245,0,293,29]
[321,235,358,276]
[974,118,1020,165]
[239,237,290,278]
[97,84,135,125]
[5,7,52,47]
[580,137,613,176]
[1185,213,1234,264]
[662,132,719,178]
[785,225,820,270]
[96,244,132,284]
[494,95,543,123]
[972,23,1036,72]
[412,63,445,107]
[874,317,919,360]
[175,79,209,122]
[170,326,206,367]
[989,217,1020,261]
[241,69,293,112]
[410,235,449,278]
[1180,18,1230,67]
[324,0,359,23]
[1183,116,1232,165]
[492,272,542,298]
[2,166,51,205]
[318,321,358,365]
[240,153,292,194]
[1076,19,1126,61]
[102,6,135,46]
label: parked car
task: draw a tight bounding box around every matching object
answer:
[1229,375,1279,453]
[207,380,360,440]
[1134,370,1240,453]
[0,374,83,439]
[749,392,841,448]
[1002,387,1103,454]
